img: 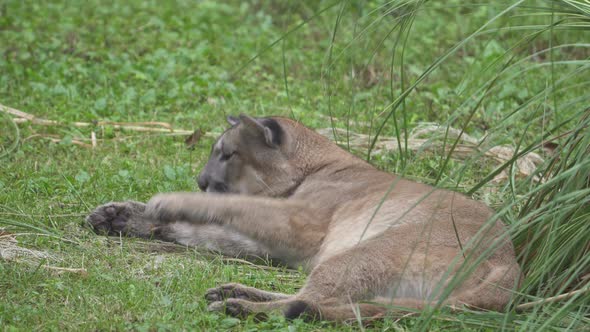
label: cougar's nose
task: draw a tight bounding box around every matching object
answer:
[197,174,209,192]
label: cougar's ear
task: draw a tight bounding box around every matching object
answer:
[239,114,282,148]
[227,115,240,127]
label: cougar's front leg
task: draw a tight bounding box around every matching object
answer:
[87,201,193,243]
[87,201,272,258]
[145,192,327,257]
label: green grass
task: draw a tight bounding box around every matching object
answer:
[1,0,589,330]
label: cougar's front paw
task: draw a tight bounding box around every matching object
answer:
[86,201,146,235]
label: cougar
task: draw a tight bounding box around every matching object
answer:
[87,114,521,322]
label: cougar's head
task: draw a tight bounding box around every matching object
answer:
[197,114,300,197]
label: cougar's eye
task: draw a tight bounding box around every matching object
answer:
[220,151,236,161]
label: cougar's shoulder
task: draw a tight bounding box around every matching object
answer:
[271,127,390,200]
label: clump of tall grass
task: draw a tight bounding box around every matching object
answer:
[306,0,590,329]
[511,108,589,323]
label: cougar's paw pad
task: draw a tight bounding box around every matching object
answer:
[205,283,247,304]
[86,202,134,235]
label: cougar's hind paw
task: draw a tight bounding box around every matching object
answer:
[207,299,267,321]
[205,283,247,304]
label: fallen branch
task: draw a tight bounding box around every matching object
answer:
[317,125,544,183]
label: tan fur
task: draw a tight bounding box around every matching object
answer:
[87,114,522,323]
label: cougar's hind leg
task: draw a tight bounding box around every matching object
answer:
[285,297,427,323]
[282,232,432,322]
[285,299,389,323]
[207,234,411,321]
[205,283,291,303]
[207,297,298,320]
[208,296,426,323]
[206,254,427,323]
[296,239,399,303]
[450,261,521,311]
[205,284,296,321]
[284,233,521,322]
[208,298,394,323]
